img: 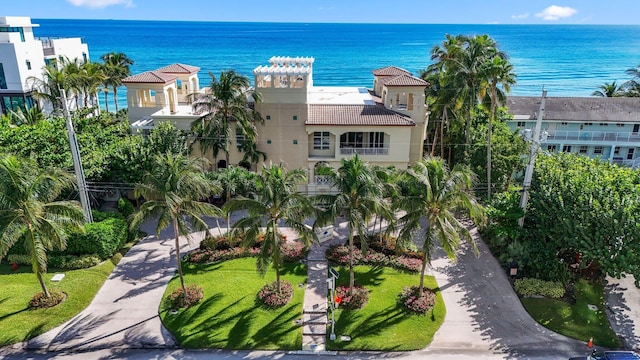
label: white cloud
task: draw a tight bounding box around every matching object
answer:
[535,5,577,21]
[66,0,134,9]
[511,13,529,20]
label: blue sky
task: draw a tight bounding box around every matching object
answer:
[4,0,640,24]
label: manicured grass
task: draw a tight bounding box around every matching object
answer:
[327,265,445,351]
[521,278,620,349]
[0,259,116,347]
[159,258,307,349]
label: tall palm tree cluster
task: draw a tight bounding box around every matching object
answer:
[592,64,640,97]
[420,34,516,200]
[27,52,133,115]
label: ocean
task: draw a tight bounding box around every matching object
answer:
[33,19,640,100]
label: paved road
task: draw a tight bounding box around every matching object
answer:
[0,215,624,359]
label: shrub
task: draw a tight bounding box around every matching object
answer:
[117,197,135,219]
[514,278,565,299]
[281,242,308,262]
[111,252,123,265]
[398,285,437,315]
[334,285,369,310]
[199,234,243,251]
[7,254,30,266]
[257,280,294,308]
[390,256,423,273]
[29,289,65,309]
[92,210,125,222]
[64,218,127,259]
[165,284,204,309]
[186,247,259,264]
[49,254,102,269]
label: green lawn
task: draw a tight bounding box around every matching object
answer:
[327,265,445,351]
[159,258,307,350]
[521,278,620,349]
[0,259,116,347]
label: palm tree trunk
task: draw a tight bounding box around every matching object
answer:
[441,109,447,158]
[173,219,187,294]
[113,86,119,113]
[418,254,428,297]
[430,119,439,156]
[348,226,355,292]
[487,88,497,200]
[104,91,109,112]
[37,270,51,298]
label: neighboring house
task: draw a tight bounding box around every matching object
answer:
[123,63,202,133]
[507,96,640,168]
[125,56,430,193]
[0,16,89,114]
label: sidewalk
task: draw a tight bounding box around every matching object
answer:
[606,275,640,351]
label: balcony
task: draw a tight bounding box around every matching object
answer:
[339,147,389,156]
[547,130,640,143]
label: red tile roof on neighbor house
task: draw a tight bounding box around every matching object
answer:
[372,66,412,77]
[382,74,429,87]
[155,63,200,74]
[122,71,178,84]
[306,104,415,126]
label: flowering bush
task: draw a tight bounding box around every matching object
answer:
[398,285,437,315]
[29,290,65,309]
[326,245,421,273]
[258,280,294,308]
[281,242,308,262]
[390,256,423,273]
[165,284,204,309]
[199,234,243,251]
[365,234,398,255]
[186,247,259,263]
[334,285,369,310]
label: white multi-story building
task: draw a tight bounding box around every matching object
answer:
[507,96,640,168]
[0,16,89,114]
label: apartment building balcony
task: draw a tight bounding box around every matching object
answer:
[339,147,389,156]
[546,130,640,143]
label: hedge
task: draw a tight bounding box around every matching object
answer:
[514,278,566,299]
[64,217,127,259]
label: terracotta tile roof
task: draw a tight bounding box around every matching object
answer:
[372,66,412,76]
[507,96,640,122]
[382,74,429,87]
[122,71,178,84]
[155,63,200,74]
[307,104,415,126]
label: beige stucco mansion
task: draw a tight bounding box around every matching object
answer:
[123,57,429,193]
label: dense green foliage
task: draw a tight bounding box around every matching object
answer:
[527,153,640,283]
[64,218,127,260]
[514,278,565,298]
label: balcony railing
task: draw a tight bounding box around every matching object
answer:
[546,130,640,143]
[339,147,389,155]
[314,175,332,185]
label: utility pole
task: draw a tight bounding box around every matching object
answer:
[518,89,547,227]
[61,89,93,223]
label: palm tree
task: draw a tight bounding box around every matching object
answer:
[78,61,105,110]
[0,154,84,298]
[239,139,268,169]
[216,165,254,233]
[8,106,45,126]
[396,157,486,297]
[225,163,315,291]
[428,34,505,163]
[479,55,517,200]
[592,82,623,97]
[28,63,67,114]
[190,70,263,168]
[315,155,384,291]
[130,153,223,295]
[100,52,134,112]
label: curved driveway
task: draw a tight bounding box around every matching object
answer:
[0,217,594,359]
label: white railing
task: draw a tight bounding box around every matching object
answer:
[546,130,640,143]
[339,147,389,155]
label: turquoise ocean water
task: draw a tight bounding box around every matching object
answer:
[34,19,640,100]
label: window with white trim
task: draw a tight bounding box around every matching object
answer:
[313,131,330,150]
[593,146,603,154]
